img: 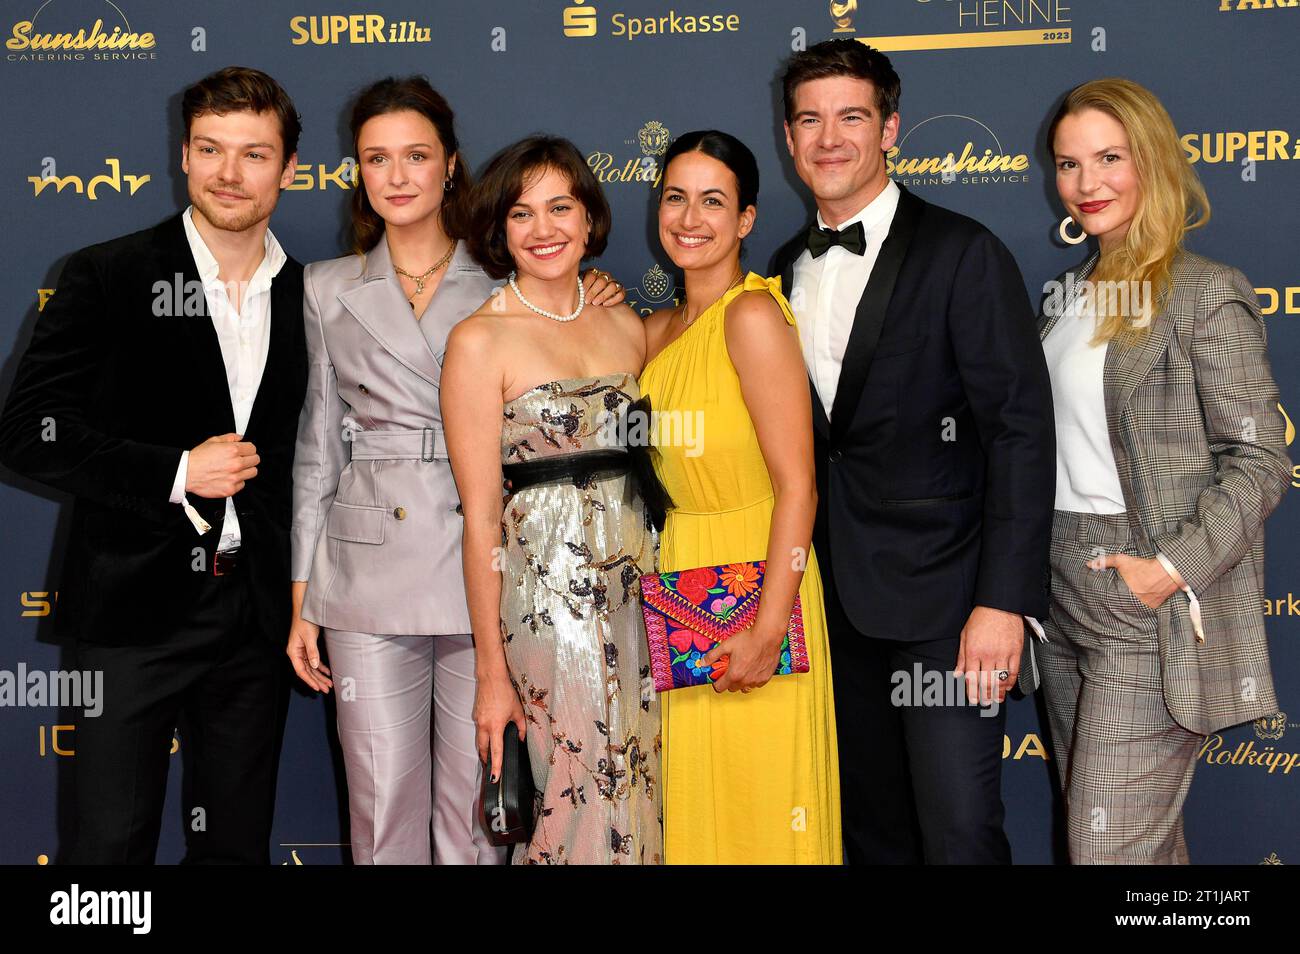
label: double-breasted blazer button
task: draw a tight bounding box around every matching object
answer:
[828,449,843,463]
[358,384,370,394]
[393,507,406,520]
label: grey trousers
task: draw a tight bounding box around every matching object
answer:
[324,630,505,865]
[1038,510,1204,864]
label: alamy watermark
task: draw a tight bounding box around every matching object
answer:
[50,884,150,934]
[595,405,705,458]
[0,664,102,718]
[1041,275,1155,327]
[152,274,254,316]
[890,663,1002,718]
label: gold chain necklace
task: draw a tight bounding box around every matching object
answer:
[677,268,744,327]
[394,239,457,302]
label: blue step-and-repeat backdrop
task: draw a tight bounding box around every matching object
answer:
[0,0,1296,865]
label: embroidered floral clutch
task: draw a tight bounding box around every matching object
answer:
[639,561,809,692]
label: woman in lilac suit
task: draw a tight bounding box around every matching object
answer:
[287,77,623,864]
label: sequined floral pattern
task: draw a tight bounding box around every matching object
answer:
[498,374,662,864]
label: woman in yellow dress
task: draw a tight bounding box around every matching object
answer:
[639,130,841,864]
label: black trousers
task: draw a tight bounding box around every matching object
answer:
[69,566,289,864]
[824,574,1011,865]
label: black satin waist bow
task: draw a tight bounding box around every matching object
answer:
[501,396,673,532]
[626,395,673,533]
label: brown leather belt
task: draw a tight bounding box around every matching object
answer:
[213,547,242,576]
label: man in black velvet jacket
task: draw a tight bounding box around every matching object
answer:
[0,67,307,863]
[771,41,1055,863]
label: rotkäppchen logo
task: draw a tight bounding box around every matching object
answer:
[587,120,671,188]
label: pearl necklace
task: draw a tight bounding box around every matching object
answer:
[508,271,585,323]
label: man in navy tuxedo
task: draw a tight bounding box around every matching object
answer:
[770,41,1055,864]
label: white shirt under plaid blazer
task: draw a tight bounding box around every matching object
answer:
[1038,249,1289,735]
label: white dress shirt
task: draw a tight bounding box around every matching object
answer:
[1042,293,1126,514]
[169,205,286,551]
[791,178,900,419]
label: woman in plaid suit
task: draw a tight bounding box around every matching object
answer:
[1037,78,1290,863]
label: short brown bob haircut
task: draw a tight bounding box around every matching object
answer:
[182,65,302,159]
[467,136,610,281]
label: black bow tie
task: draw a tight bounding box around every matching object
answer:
[806,220,866,258]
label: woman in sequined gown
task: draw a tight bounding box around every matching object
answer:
[442,137,662,864]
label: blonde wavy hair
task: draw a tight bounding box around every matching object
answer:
[1049,78,1211,342]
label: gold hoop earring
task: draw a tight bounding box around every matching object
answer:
[1058,215,1087,245]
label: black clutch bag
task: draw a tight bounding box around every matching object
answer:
[480,725,535,847]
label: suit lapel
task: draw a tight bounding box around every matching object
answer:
[829,184,923,444]
[775,232,830,439]
[1038,252,1098,341]
[415,240,491,373]
[243,267,299,440]
[338,237,442,387]
[152,215,236,432]
[1104,275,1177,441]
[810,380,831,438]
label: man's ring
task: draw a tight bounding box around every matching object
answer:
[996,669,1010,682]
